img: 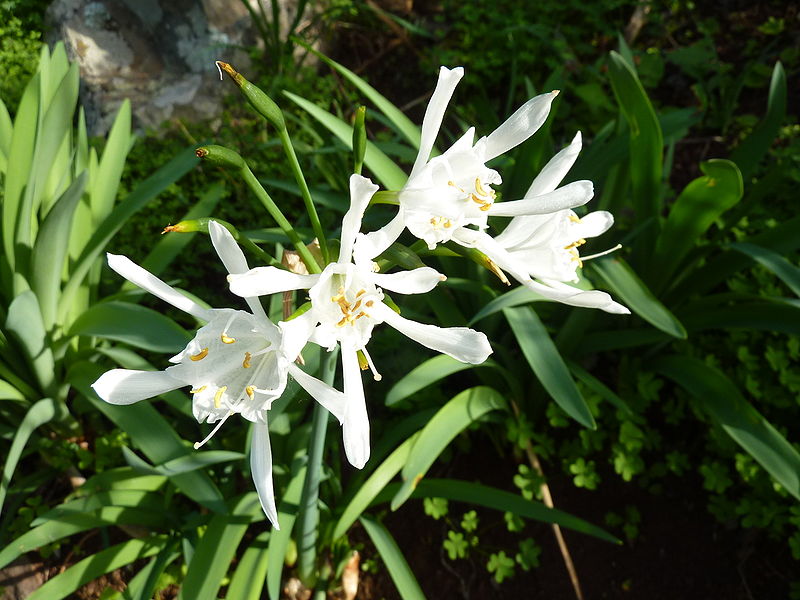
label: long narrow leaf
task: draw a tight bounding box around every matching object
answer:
[5,291,56,391]
[386,355,498,406]
[267,463,307,600]
[728,242,800,297]
[226,530,271,600]
[361,515,426,600]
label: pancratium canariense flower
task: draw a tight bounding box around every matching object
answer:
[360,66,627,314]
[227,174,493,469]
[92,221,347,528]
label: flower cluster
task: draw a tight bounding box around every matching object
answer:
[92,65,626,529]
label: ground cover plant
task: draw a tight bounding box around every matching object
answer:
[1,1,798,598]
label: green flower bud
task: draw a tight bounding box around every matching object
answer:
[353,105,367,175]
[195,145,246,170]
[216,61,285,130]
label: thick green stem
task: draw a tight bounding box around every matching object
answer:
[240,165,321,274]
[297,347,339,586]
[276,126,329,264]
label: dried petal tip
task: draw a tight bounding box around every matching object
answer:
[161,224,174,235]
[195,147,208,158]
[551,89,561,97]
[162,221,197,234]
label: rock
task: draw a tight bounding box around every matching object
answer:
[46,0,264,134]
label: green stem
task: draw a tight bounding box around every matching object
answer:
[240,165,321,274]
[277,126,329,264]
[296,347,338,586]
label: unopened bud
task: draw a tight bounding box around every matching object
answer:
[215,61,285,130]
[196,145,246,170]
[353,106,367,175]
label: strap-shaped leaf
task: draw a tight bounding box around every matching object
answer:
[729,242,800,297]
[69,300,190,353]
[122,446,244,477]
[267,463,307,600]
[91,99,132,222]
[122,543,180,600]
[654,355,800,500]
[361,515,426,600]
[386,355,499,406]
[30,172,87,329]
[5,291,55,391]
[178,494,262,600]
[590,258,686,339]
[226,530,271,600]
[392,386,507,510]
[283,90,408,190]
[504,306,596,428]
[650,159,743,293]
[0,398,67,518]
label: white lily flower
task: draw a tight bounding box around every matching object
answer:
[360,66,627,314]
[91,222,348,529]
[228,174,493,469]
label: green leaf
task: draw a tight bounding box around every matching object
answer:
[728,242,800,297]
[567,361,633,415]
[681,300,800,336]
[334,433,418,539]
[122,544,180,600]
[730,62,786,180]
[122,447,245,477]
[469,286,546,325]
[504,306,595,428]
[30,172,88,329]
[27,536,168,600]
[590,258,686,339]
[267,463,307,600]
[360,515,426,600]
[650,159,743,293]
[58,147,199,323]
[69,301,190,353]
[392,387,506,510]
[32,489,167,524]
[283,91,408,190]
[91,100,132,221]
[654,355,800,500]
[178,494,262,600]
[5,291,56,391]
[0,398,67,518]
[0,379,25,401]
[226,531,270,600]
[607,50,663,223]
[386,355,499,406]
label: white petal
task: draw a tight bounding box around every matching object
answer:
[353,211,406,265]
[287,362,346,424]
[92,369,185,405]
[251,421,280,529]
[279,309,318,361]
[483,91,557,161]
[228,267,318,297]
[341,348,370,469]
[370,267,444,295]
[371,302,492,364]
[574,211,614,238]
[410,66,465,180]
[208,221,270,321]
[526,131,582,197]
[339,175,380,263]
[525,279,630,314]
[107,254,212,321]
[488,180,593,217]
[452,229,532,284]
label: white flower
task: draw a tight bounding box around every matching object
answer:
[228,174,493,469]
[360,66,627,314]
[91,222,347,528]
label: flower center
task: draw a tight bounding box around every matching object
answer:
[331,287,372,328]
[448,178,495,211]
[430,215,453,230]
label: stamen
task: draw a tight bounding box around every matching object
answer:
[581,244,623,262]
[243,352,252,368]
[220,313,238,344]
[190,348,209,361]
[430,216,453,229]
[250,346,273,358]
[245,385,255,400]
[448,180,466,193]
[194,411,233,449]
[365,300,374,307]
[361,347,382,382]
[568,214,581,223]
[564,238,587,250]
[221,333,236,344]
[213,386,227,409]
[190,385,207,394]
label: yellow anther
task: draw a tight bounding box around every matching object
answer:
[430,216,453,229]
[213,386,227,409]
[243,352,252,368]
[470,194,493,211]
[221,333,236,344]
[366,300,374,307]
[245,385,256,400]
[190,348,209,361]
[568,214,581,223]
[474,178,495,199]
[190,385,207,394]
[448,180,466,193]
[564,238,587,250]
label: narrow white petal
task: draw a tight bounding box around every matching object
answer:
[339,175,380,263]
[251,421,280,529]
[92,369,185,405]
[228,267,318,297]
[107,254,212,321]
[488,180,593,217]
[371,302,492,364]
[526,131,582,197]
[353,211,406,265]
[410,66,465,180]
[278,309,318,361]
[525,279,630,314]
[483,91,557,161]
[452,229,532,284]
[370,267,444,295]
[287,362,346,424]
[341,348,370,469]
[208,221,269,321]
[574,211,614,238]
